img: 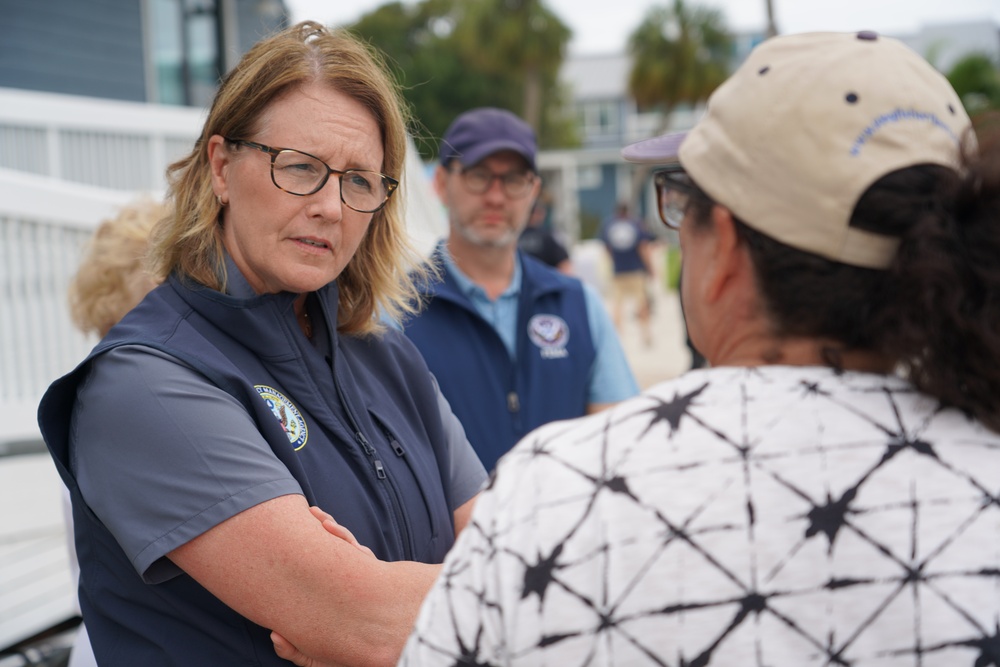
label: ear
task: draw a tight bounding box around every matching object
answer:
[528,174,542,203]
[432,164,449,202]
[702,205,745,304]
[207,135,232,203]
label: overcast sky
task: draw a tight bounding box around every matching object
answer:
[285,0,1000,56]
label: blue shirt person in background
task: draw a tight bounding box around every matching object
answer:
[599,201,657,346]
[402,107,638,471]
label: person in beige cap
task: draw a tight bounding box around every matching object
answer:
[386,31,1000,667]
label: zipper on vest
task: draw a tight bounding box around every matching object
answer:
[332,368,411,558]
[370,416,420,557]
[372,417,427,556]
[357,427,412,557]
[372,415,405,458]
[507,391,520,413]
[355,431,387,479]
[331,368,387,482]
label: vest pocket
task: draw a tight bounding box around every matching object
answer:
[369,412,448,561]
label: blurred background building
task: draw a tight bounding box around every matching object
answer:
[0,0,285,106]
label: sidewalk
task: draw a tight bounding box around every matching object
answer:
[573,241,692,390]
[613,280,692,390]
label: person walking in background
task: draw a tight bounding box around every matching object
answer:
[396,31,1000,666]
[518,198,574,274]
[401,107,638,472]
[62,198,165,667]
[599,201,657,346]
[38,22,485,667]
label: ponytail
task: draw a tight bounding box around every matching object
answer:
[872,123,1000,430]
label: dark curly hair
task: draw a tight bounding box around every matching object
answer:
[687,118,1000,432]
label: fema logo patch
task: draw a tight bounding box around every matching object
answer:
[254,385,308,451]
[528,314,569,359]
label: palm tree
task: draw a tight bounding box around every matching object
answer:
[947,53,1000,116]
[626,0,733,201]
[628,0,732,121]
[454,0,571,132]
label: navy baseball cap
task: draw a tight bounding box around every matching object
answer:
[440,107,537,171]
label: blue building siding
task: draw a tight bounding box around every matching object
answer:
[235,0,285,53]
[0,0,147,101]
[578,163,619,238]
[0,0,288,105]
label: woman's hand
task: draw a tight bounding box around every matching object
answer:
[307,506,375,558]
[271,630,340,667]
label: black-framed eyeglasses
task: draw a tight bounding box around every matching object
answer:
[450,164,537,198]
[653,165,701,229]
[226,138,399,213]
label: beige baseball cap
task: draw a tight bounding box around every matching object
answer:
[622,31,972,269]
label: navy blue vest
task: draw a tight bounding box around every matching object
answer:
[404,250,595,471]
[38,275,456,666]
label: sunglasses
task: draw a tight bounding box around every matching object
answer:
[652,165,701,230]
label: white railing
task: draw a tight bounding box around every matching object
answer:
[0,86,446,652]
[0,169,133,652]
[0,87,203,192]
[0,88,203,454]
[0,170,135,427]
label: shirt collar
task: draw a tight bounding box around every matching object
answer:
[439,241,523,300]
[223,252,259,299]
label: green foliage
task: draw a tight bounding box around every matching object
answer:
[665,245,681,291]
[347,0,578,160]
[578,209,603,241]
[947,53,1000,115]
[627,0,733,115]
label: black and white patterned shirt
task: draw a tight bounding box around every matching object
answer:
[400,366,1000,666]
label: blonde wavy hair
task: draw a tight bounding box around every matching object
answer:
[69,198,165,337]
[148,21,427,336]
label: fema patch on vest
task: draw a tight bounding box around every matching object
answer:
[254,385,308,451]
[528,314,569,359]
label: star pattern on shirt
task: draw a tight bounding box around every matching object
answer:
[403,369,1000,666]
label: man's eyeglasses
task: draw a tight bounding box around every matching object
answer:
[226,138,399,213]
[451,165,536,198]
[653,165,700,229]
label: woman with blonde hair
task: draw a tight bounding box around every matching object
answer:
[39,21,485,667]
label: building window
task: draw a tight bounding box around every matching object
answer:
[150,0,223,106]
[575,100,620,140]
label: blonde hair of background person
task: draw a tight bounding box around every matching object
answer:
[68,199,163,337]
[149,22,428,333]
